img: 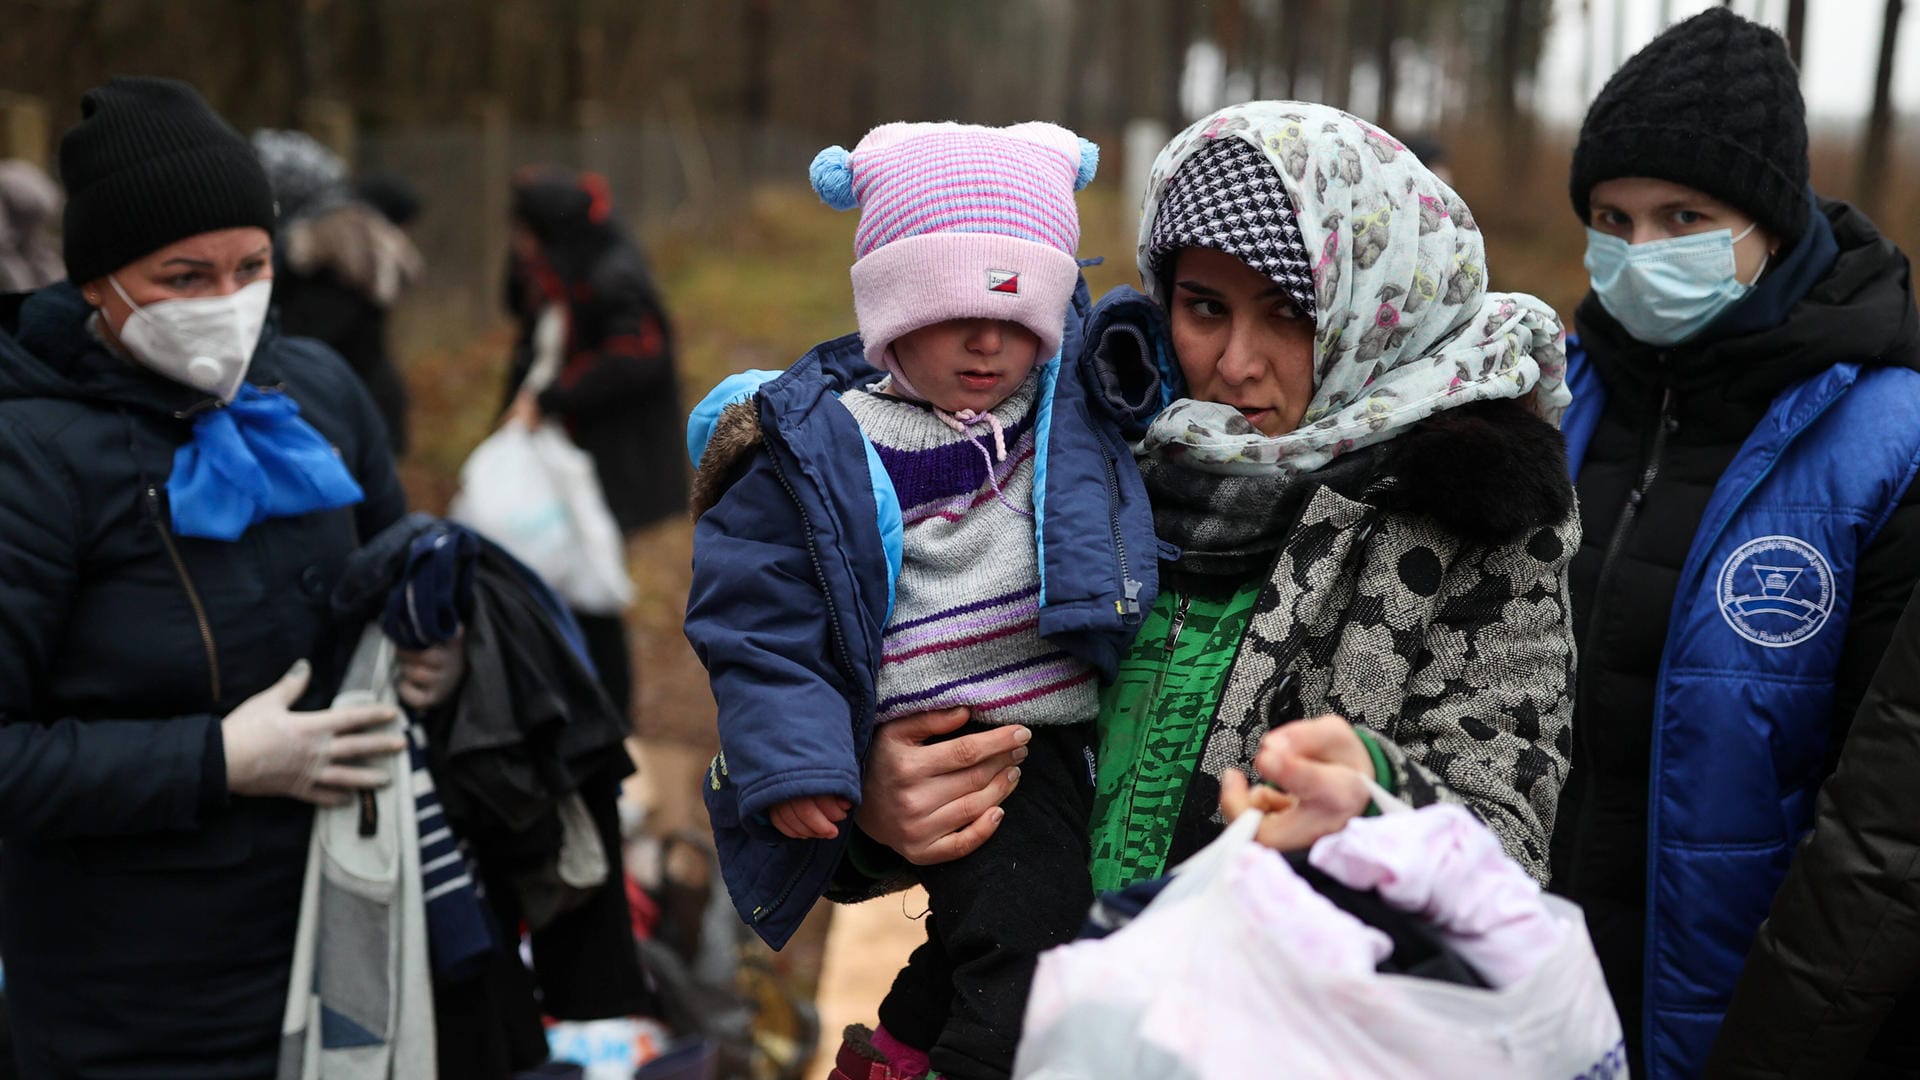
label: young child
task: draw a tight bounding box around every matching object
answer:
[684,122,1161,1080]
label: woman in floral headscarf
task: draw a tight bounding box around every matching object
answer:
[844,102,1579,923]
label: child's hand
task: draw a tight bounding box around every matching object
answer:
[770,793,854,840]
[1219,715,1373,851]
[1219,768,1303,848]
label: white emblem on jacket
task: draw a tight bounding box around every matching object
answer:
[1717,534,1836,648]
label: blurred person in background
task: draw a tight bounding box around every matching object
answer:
[0,160,64,292]
[1546,10,1920,1077]
[253,128,422,457]
[501,167,686,723]
[0,75,456,1077]
[353,170,424,232]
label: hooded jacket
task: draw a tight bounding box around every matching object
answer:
[273,201,422,456]
[1551,198,1920,1079]
[0,282,405,1077]
[682,281,1162,950]
[506,172,686,533]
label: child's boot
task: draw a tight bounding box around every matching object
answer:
[828,1023,937,1080]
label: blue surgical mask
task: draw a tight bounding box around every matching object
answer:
[1584,224,1767,347]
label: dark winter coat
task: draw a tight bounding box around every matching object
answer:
[682,283,1163,951]
[1159,396,1582,883]
[273,201,421,456]
[506,175,687,533]
[0,283,405,1077]
[1550,197,1920,1078]
[1708,587,1920,1077]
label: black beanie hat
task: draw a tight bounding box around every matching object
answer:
[59,76,277,286]
[1570,7,1809,248]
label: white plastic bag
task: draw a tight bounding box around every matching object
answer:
[449,421,634,615]
[1014,808,1626,1080]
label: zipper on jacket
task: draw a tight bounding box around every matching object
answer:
[1591,385,1676,615]
[146,486,222,703]
[1163,594,1191,653]
[1122,590,1193,846]
[1568,380,1673,874]
[1636,376,1849,1051]
[1102,445,1144,620]
[754,441,851,925]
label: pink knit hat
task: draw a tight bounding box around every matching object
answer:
[810,121,1099,386]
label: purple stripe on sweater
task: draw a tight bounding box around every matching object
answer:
[898,440,1036,524]
[882,594,1039,652]
[878,660,1086,720]
[973,669,1097,715]
[885,583,1039,635]
[884,611,1040,662]
[875,652,1078,715]
[871,419,1034,510]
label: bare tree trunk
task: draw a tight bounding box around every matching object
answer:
[742,0,770,175]
[1257,0,1281,96]
[1785,0,1808,68]
[1498,0,1532,177]
[1374,0,1401,128]
[1062,0,1089,132]
[1282,0,1309,99]
[1164,0,1192,130]
[851,0,880,129]
[1325,0,1353,110]
[1860,0,1907,216]
[283,0,316,127]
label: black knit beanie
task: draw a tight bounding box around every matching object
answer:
[59,76,277,286]
[1570,7,1809,248]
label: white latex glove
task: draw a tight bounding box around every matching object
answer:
[222,660,406,806]
[395,631,467,710]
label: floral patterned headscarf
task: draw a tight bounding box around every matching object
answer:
[1135,102,1569,476]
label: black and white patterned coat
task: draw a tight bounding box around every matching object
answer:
[1174,397,1580,883]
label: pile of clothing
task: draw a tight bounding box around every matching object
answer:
[285,514,651,1079]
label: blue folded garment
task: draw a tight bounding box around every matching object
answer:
[167,384,365,541]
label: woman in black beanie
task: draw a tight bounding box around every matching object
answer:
[0,77,453,1077]
[1547,9,1920,1078]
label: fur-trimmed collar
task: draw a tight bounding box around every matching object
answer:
[690,399,764,518]
[689,393,1573,543]
[1365,397,1574,543]
[283,202,422,306]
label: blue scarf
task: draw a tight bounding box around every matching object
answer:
[167,384,366,541]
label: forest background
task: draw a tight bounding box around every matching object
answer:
[4,0,1916,1044]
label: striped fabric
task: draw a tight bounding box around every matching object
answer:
[408,724,496,979]
[841,376,1099,728]
[850,126,1084,258]
[819,121,1094,373]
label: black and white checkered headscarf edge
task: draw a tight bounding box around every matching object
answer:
[1147,136,1317,321]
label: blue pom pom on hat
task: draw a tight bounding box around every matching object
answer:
[809,145,857,210]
